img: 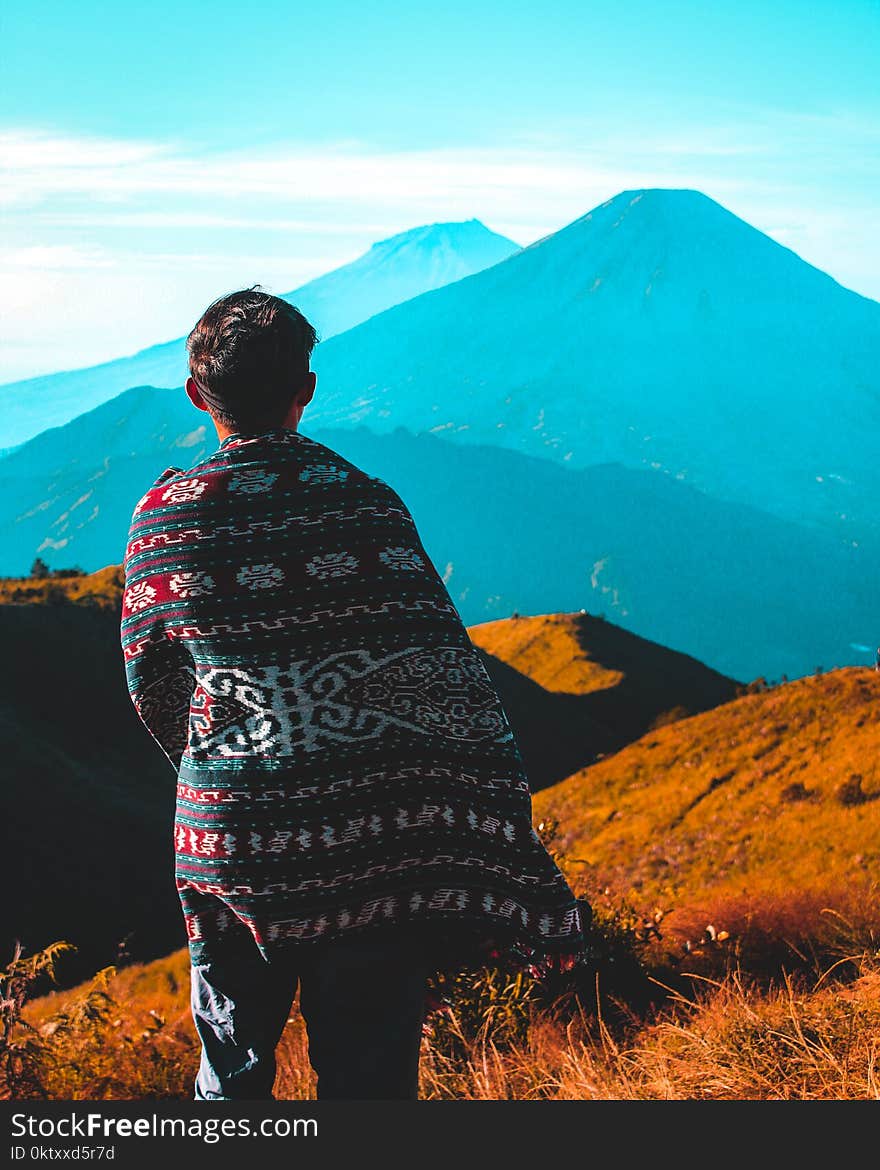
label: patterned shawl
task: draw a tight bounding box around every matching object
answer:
[121,426,587,972]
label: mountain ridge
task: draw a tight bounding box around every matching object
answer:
[542,188,873,300]
[0,218,520,448]
[305,187,880,538]
[3,384,878,680]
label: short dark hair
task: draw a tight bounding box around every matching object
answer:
[186,286,318,430]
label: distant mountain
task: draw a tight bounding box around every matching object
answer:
[286,219,518,339]
[1,384,877,681]
[0,387,211,574]
[0,219,519,449]
[0,596,729,983]
[306,188,880,539]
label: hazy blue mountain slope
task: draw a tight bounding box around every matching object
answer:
[1,384,875,682]
[0,220,518,448]
[0,388,210,573]
[287,218,517,339]
[308,188,880,539]
[324,425,878,683]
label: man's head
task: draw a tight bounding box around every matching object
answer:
[185,287,318,435]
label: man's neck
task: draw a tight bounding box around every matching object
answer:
[210,406,302,443]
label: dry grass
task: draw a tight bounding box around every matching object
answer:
[647,884,880,984]
[4,604,879,1102]
[535,667,880,906]
[8,895,879,1102]
[415,959,880,1101]
[468,612,628,694]
[6,949,199,1100]
[411,901,880,1102]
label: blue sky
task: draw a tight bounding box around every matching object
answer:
[2,0,878,382]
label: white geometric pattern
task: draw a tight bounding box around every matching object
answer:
[228,469,279,493]
[169,570,215,598]
[235,563,285,590]
[161,478,207,503]
[186,645,512,758]
[379,546,425,571]
[305,551,359,579]
[124,579,157,612]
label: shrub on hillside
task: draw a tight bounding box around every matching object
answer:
[835,773,873,806]
[648,705,691,731]
[2,942,197,1101]
[655,885,880,985]
[0,940,75,1099]
[780,781,814,803]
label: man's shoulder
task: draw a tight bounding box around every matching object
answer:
[295,433,404,501]
[126,432,411,526]
[128,465,185,515]
[127,442,253,518]
[127,463,211,519]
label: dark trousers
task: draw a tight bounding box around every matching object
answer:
[190,933,431,1100]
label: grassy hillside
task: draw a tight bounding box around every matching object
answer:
[6,644,880,1100]
[472,611,738,789]
[2,580,735,983]
[534,667,880,928]
[0,564,123,608]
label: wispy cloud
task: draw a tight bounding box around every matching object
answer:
[31,210,397,233]
[0,130,165,171]
[3,127,773,216]
[1,129,638,213]
[0,126,777,275]
[1,122,877,382]
[1,243,117,270]
[5,121,874,239]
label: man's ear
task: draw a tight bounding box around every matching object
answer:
[300,371,317,406]
[185,376,209,413]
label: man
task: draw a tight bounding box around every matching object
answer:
[120,288,586,1101]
